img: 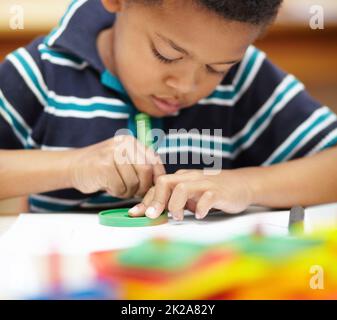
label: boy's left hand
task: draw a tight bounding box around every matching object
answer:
[128,169,253,220]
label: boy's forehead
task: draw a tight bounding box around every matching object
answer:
[131,0,261,62]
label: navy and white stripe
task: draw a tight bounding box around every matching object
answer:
[1,0,337,212]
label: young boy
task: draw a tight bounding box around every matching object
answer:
[1,0,337,219]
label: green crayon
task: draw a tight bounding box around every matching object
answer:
[135,113,153,148]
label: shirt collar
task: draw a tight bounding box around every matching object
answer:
[101,70,128,97]
[44,0,127,96]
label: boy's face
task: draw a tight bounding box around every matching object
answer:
[100,0,261,117]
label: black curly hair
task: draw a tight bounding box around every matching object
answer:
[127,0,283,26]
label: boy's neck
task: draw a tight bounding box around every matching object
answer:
[97,27,116,76]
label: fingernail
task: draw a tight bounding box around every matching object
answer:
[172,215,180,221]
[172,212,183,221]
[128,205,140,215]
[145,206,157,218]
[195,212,203,220]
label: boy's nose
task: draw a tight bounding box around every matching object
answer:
[165,72,198,94]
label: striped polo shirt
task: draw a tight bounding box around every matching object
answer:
[1,0,337,213]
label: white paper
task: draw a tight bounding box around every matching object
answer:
[0,208,287,256]
[0,203,337,256]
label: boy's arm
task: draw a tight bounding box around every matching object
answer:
[0,136,166,201]
[244,145,337,207]
[0,149,73,200]
[0,125,151,203]
[130,147,337,219]
[0,44,65,200]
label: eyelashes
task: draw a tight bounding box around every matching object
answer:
[206,65,226,76]
[151,46,226,76]
[151,46,177,64]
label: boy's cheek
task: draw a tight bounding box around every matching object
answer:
[118,58,158,96]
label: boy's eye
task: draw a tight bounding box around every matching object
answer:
[151,46,179,64]
[151,45,226,76]
[206,65,227,76]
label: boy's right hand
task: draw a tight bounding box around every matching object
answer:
[68,135,165,199]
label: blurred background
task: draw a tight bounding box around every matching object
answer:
[0,0,337,213]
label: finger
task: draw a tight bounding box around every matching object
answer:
[144,173,189,219]
[128,187,155,217]
[186,199,197,213]
[146,150,166,184]
[153,159,166,184]
[121,138,155,196]
[195,191,217,219]
[175,169,189,175]
[114,154,140,199]
[131,139,166,184]
[133,163,153,197]
[168,181,208,220]
[145,175,174,218]
[145,171,203,219]
[105,161,127,197]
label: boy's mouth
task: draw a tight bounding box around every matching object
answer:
[151,95,182,114]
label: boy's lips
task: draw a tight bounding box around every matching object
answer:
[151,95,182,114]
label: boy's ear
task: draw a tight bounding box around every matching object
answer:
[101,0,124,13]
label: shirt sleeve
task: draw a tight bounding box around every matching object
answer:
[231,53,337,168]
[0,38,45,149]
